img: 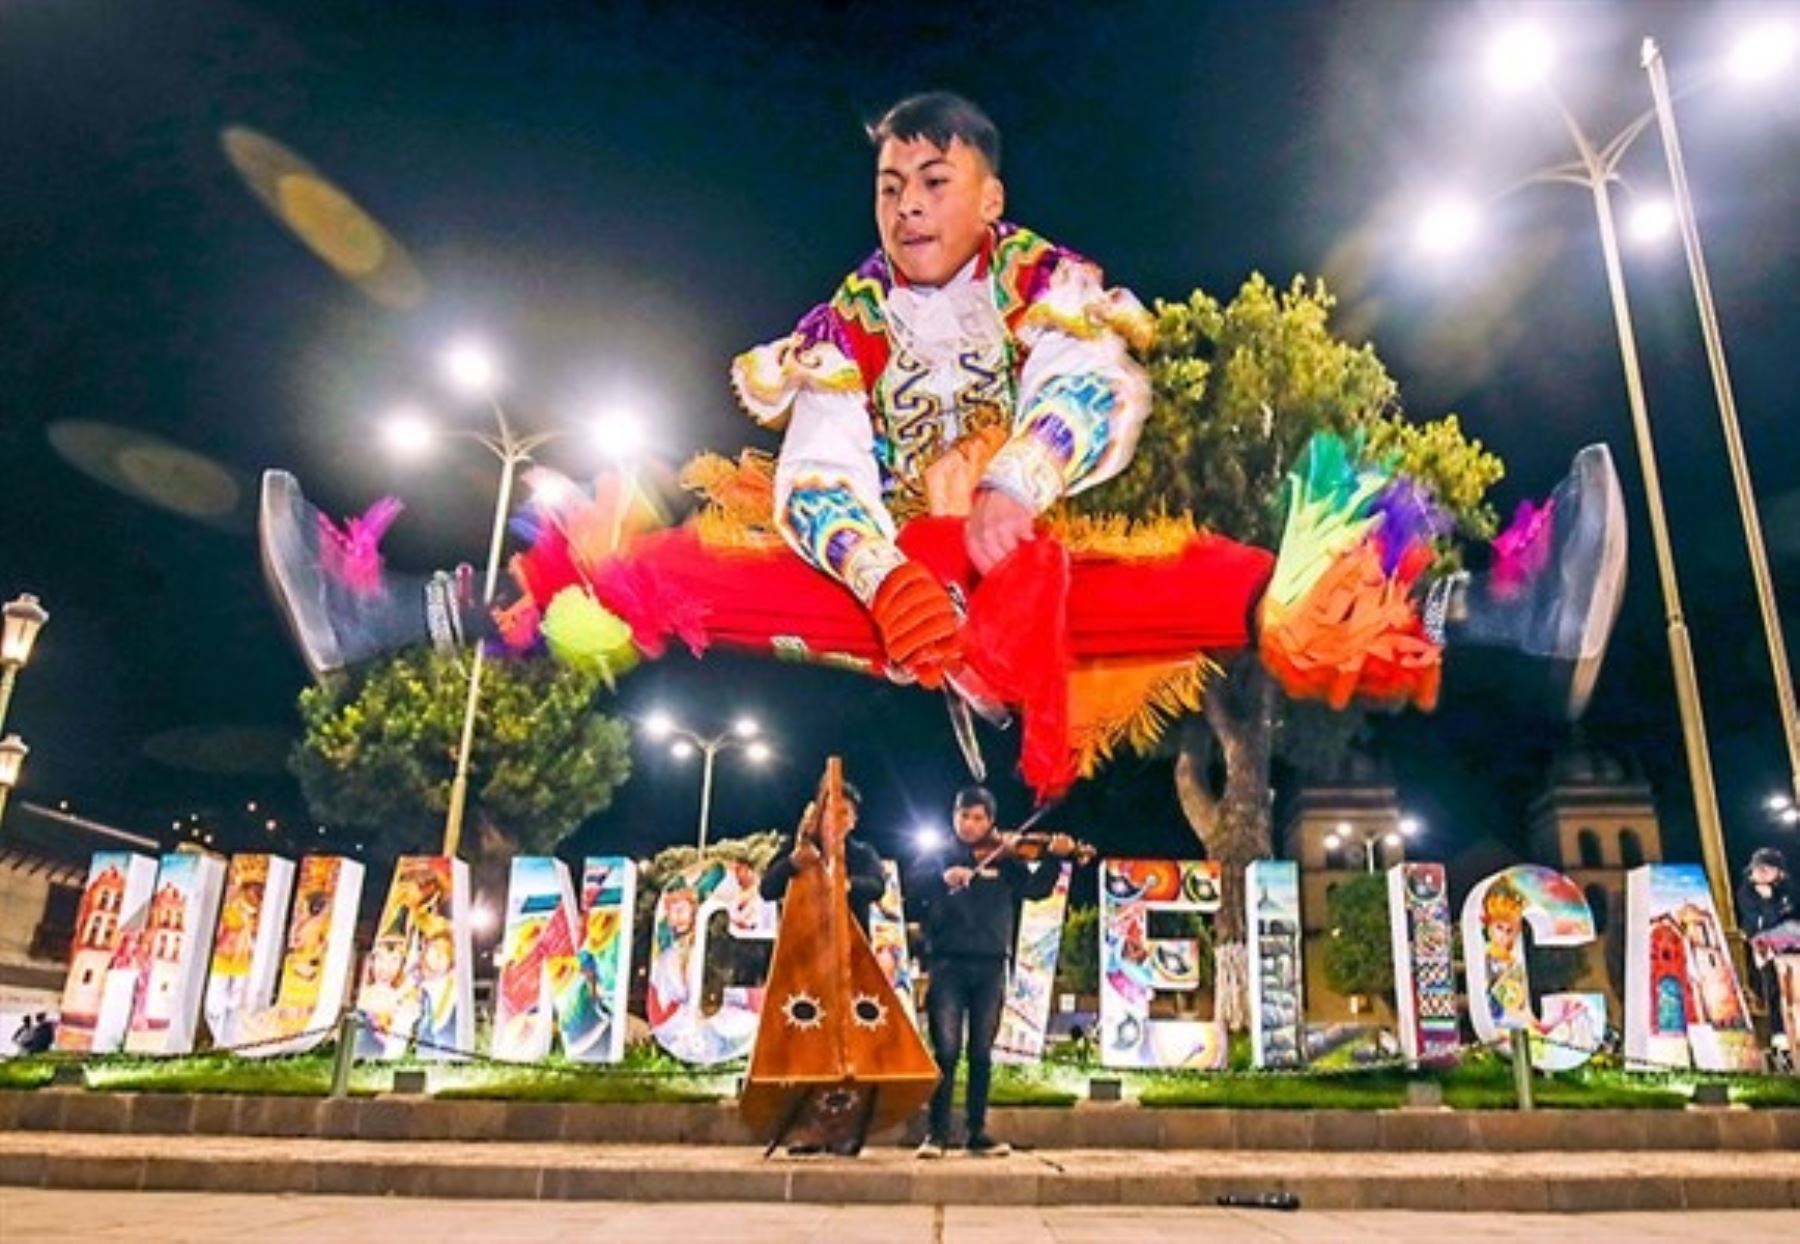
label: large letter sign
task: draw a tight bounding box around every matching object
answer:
[1624,864,1761,1072]
[492,856,637,1063]
[125,852,226,1054]
[355,856,475,1060]
[236,855,365,1056]
[995,862,1072,1064]
[55,852,160,1052]
[1388,863,1459,1065]
[1247,860,1304,1069]
[1462,865,1606,1071]
[204,854,296,1049]
[1099,859,1227,1070]
[646,858,775,1064]
[867,860,921,1030]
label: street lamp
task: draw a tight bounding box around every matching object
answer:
[1324,816,1420,875]
[0,735,27,829]
[0,593,49,732]
[642,710,773,851]
[1642,33,1800,815]
[1414,26,1740,932]
[388,341,646,858]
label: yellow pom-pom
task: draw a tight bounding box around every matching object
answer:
[541,588,638,686]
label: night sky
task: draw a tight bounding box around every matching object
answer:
[3,0,1797,880]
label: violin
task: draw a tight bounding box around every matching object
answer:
[950,830,1100,890]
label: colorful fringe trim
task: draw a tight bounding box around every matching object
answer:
[1258,433,1446,712]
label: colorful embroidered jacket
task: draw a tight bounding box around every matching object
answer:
[730,222,1153,605]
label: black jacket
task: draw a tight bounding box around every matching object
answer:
[760,834,888,934]
[1738,875,1796,939]
[907,839,1061,962]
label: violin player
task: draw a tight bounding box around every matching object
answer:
[907,785,1081,1158]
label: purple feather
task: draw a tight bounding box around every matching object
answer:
[1368,477,1449,575]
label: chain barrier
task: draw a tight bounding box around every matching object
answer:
[16,1013,1790,1088]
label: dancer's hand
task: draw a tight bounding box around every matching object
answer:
[966,488,1036,574]
[870,562,963,689]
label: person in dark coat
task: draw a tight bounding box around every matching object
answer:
[906,785,1074,1158]
[1738,847,1796,1040]
[758,780,887,935]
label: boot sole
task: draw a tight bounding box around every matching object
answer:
[1560,444,1627,719]
[259,469,343,680]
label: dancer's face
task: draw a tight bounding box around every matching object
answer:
[875,136,1003,287]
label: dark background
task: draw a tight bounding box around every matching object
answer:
[2,0,1796,880]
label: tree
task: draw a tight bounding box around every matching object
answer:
[291,649,633,905]
[1056,904,1100,996]
[1322,873,1394,1006]
[1070,274,1504,1026]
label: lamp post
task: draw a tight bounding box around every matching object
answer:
[0,735,26,829]
[0,594,49,834]
[1418,26,1735,931]
[390,341,647,858]
[643,711,772,852]
[1324,816,1421,875]
[1642,32,1800,814]
[0,593,50,735]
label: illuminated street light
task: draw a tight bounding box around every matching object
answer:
[381,407,438,457]
[1486,23,1556,93]
[1413,25,1749,929]
[1325,819,1412,875]
[591,408,648,463]
[390,342,584,859]
[1416,195,1479,255]
[1627,198,1675,245]
[1727,21,1797,84]
[641,713,776,851]
[441,339,499,396]
[1,594,49,668]
[0,734,28,829]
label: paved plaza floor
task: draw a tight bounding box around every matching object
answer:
[2,1190,1797,1242]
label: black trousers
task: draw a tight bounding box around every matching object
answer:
[925,954,1006,1140]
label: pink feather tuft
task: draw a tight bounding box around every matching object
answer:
[318,497,404,598]
[1490,497,1555,598]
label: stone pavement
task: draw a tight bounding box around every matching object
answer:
[3,1131,1798,1210]
[2,1189,1798,1241]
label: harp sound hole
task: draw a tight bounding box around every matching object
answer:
[788,997,820,1024]
[854,998,883,1025]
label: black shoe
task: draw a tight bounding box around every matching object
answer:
[1446,443,1626,718]
[964,1133,1012,1157]
[259,471,439,678]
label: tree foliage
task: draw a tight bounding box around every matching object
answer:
[1321,873,1394,1002]
[1057,904,1100,996]
[1064,274,1506,971]
[291,649,632,861]
[1074,273,1504,544]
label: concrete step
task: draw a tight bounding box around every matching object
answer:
[2,1132,1798,1211]
[4,1091,1798,1152]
